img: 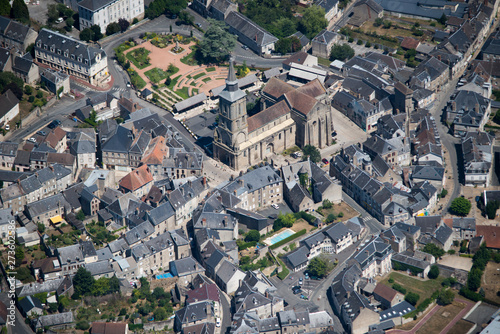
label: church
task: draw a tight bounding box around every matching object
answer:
[213,62,334,171]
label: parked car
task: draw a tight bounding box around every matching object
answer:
[331,131,337,138]
[216,318,221,327]
[5,125,9,131]
[304,273,309,280]
[196,23,202,28]
[28,137,36,143]
[37,130,47,136]
[126,82,131,88]
[292,151,302,158]
[322,158,329,165]
[292,287,301,295]
[300,294,308,300]
[56,17,63,24]
[242,45,249,50]
[48,119,61,129]
[271,203,279,210]
[299,277,303,285]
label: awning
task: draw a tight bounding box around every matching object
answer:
[50,215,63,224]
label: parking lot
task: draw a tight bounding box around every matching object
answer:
[257,201,294,218]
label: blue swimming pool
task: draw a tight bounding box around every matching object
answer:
[156,273,173,279]
[268,229,295,245]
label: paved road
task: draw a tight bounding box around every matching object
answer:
[341,191,385,233]
[0,292,34,334]
[219,289,231,334]
[428,78,462,212]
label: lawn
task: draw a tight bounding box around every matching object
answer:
[192,72,206,80]
[202,77,211,83]
[130,72,147,90]
[415,300,465,334]
[144,67,169,83]
[447,319,474,334]
[175,87,190,99]
[167,75,181,90]
[206,67,216,72]
[114,41,135,54]
[379,272,445,306]
[318,57,331,67]
[126,47,151,69]
[482,262,500,305]
[180,47,199,66]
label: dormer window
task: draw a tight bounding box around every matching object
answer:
[36,41,41,48]
[50,46,54,52]
[78,56,82,62]
[64,52,68,57]
[84,59,88,65]
[57,49,61,55]
[71,55,75,60]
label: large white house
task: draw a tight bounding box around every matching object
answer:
[78,0,145,34]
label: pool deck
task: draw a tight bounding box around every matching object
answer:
[263,228,295,246]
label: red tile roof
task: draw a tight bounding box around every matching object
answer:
[141,136,167,165]
[186,283,220,304]
[119,164,154,192]
[282,51,310,67]
[374,283,401,302]
[284,90,318,116]
[401,37,420,50]
[296,79,326,99]
[91,322,128,334]
[476,225,500,249]
[44,127,66,149]
[262,77,295,100]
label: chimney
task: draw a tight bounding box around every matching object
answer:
[475,103,480,112]
[438,55,441,61]
[202,176,207,186]
[202,218,206,226]
[452,101,456,111]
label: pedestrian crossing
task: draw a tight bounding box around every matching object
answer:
[111,87,127,92]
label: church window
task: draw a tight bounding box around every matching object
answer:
[279,133,281,140]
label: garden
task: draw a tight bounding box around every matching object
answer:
[126,47,151,69]
[144,64,179,84]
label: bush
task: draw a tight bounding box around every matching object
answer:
[441,277,457,287]
[28,95,34,102]
[437,288,455,305]
[76,321,90,330]
[405,292,420,306]
[428,265,439,279]
[388,278,394,283]
[36,91,43,98]
[448,250,456,255]
[450,197,471,216]
[326,213,336,223]
[357,39,363,45]
[392,283,407,294]
[133,18,139,24]
[245,230,260,242]
[460,287,484,301]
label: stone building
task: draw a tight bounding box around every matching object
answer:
[213,61,334,171]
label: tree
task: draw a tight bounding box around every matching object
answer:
[494,110,500,124]
[165,76,172,86]
[374,18,383,27]
[76,210,85,221]
[37,222,45,233]
[118,18,130,32]
[485,200,500,219]
[270,18,297,39]
[330,43,355,61]
[47,4,59,24]
[422,243,445,259]
[467,268,482,291]
[10,0,29,23]
[154,307,167,321]
[438,13,447,25]
[273,213,296,231]
[428,265,440,279]
[197,19,236,63]
[65,17,74,31]
[106,22,121,36]
[299,5,327,39]
[76,320,90,330]
[145,0,187,19]
[178,10,194,25]
[0,0,11,16]
[437,288,454,305]
[245,230,260,242]
[405,292,420,306]
[80,28,94,42]
[15,246,24,266]
[450,197,472,216]
[302,145,321,163]
[275,38,293,55]
[3,82,23,100]
[92,277,110,296]
[72,267,95,298]
[91,25,103,41]
[307,255,334,278]
[109,275,120,294]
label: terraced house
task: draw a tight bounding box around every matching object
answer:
[78,0,145,34]
[34,29,108,85]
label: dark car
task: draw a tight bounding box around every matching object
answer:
[331,131,337,138]
[268,213,278,220]
[292,288,302,295]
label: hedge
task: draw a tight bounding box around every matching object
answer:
[277,259,289,280]
[294,211,316,224]
[459,287,484,302]
[392,260,424,275]
[269,229,306,250]
[236,240,257,251]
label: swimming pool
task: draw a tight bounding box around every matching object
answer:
[265,229,295,245]
[156,273,173,279]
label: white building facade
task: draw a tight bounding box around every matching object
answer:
[79,0,145,34]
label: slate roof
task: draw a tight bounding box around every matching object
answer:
[434,224,453,245]
[216,259,243,284]
[171,256,204,276]
[286,246,309,268]
[34,312,74,329]
[412,165,444,181]
[379,301,415,321]
[19,296,43,314]
[124,221,155,245]
[175,301,211,325]
[225,11,278,47]
[415,216,441,234]
[26,193,71,218]
[312,29,339,45]
[247,100,290,133]
[36,28,106,67]
[186,283,220,304]
[374,0,467,19]
[174,93,207,112]
[0,90,19,118]
[12,53,34,75]
[147,201,175,226]
[224,166,282,196]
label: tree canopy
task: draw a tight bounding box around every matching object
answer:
[79,28,93,42]
[450,197,471,217]
[73,267,95,298]
[404,292,420,306]
[273,213,296,231]
[197,19,236,63]
[145,0,187,19]
[422,243,445,259]
[245,230,261,242]
[302,145,321,163]
[299,5,327,39]
[428,265,439,279]
[106,22,121,36]
[330,43,355,61]
[10,0,29,23]
[437,288,454,305]
[275,36,302,55]
[118,18,130,32]
[245,0,296,39]
[0,0,11,16]
[307,255,334,278]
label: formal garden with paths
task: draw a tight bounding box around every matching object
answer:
[115,33,237,112]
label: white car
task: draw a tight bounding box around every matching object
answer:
[28,137,36,143]
[271,203,279,210]
[216,318,221,328]
[56,17,64,24]
[5,125,9,131]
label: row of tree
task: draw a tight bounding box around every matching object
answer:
[0,0,29,24]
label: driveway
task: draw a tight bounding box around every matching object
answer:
[464,302,498,333]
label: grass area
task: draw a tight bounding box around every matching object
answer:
[175,87,190,99]
[190,82,197,86]
[130,72,147,90]
[447,319,474,334]
[180,47,199,66]
[144,67,169,83]
[114,41,135,54]
[282,146,301,155]
[415,300,465,334]
[167,75,180,90]
[206,67,216,72]
[380,272,446,307]
[192,88,199,95]
[150,35,172,48]
[318,57,331,67]
[482,262,500,305]
[192,72,206,80]
[202,77,211,83]
[126,47,151,69]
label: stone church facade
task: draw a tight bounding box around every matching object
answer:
[213,62,334,171]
